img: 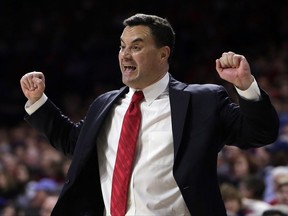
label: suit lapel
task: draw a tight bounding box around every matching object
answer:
[71,86,128,175]
[81,86,128,149]
[169,77,191,160]
[92,86,128,126]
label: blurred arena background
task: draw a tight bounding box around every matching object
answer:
[0,0,288,215]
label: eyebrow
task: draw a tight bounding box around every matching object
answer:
[120,37,144,44]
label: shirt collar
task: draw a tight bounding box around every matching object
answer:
[128,72,169,105]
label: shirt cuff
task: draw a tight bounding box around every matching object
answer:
[25,94,48,115]
[235,79,261,101]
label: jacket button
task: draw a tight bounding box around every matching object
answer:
[65,179,70,184]
[183,186,190,190]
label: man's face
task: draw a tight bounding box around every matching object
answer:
[119,25,169,89]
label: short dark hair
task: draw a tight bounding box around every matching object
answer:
[123,13,175,62]
[262,210,288,216]
[242,174,265,200]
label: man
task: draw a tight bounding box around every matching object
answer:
[20,13,279,216]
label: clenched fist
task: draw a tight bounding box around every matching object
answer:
[20,71,45,104]
[216,51,254,90]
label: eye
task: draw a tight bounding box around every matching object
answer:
[131,45,140,51]
[119,45,125,51]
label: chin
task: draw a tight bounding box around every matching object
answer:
[123,76,135,86]
[124,81,141,89]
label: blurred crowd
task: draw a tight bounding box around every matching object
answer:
[1,0,288,215]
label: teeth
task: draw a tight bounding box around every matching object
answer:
[124,66,136,70]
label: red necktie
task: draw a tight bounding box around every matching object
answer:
[110,91,144,216]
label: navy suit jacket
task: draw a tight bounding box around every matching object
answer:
[25,76,279,216]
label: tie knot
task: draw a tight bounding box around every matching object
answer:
[131,91,144,104]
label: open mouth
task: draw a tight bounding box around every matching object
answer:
[124,66,136,73]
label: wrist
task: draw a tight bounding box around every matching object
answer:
[236,75,254,91]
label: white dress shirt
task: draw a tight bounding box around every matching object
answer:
[97,73,190,215]
[25,73,261,216]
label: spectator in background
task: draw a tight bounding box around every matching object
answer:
[230,150,259,186]
[220,183,245,216]
[40,194,59,216]
[239,174,271,216]
[218,146,262,187]
[23,178,60,216]
[265,124,288,167]
[0,201,24,216]
[263,210,287,216]
[0,167,18,205]
[265,166,288,205]
[271,175,288,206]
[262,205,288,216]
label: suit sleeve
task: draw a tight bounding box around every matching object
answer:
[219,87,279,149]
[25,99,83,157]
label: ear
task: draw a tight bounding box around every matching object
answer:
[160,46,170,62]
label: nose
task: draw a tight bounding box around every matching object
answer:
[120,48,132,59]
